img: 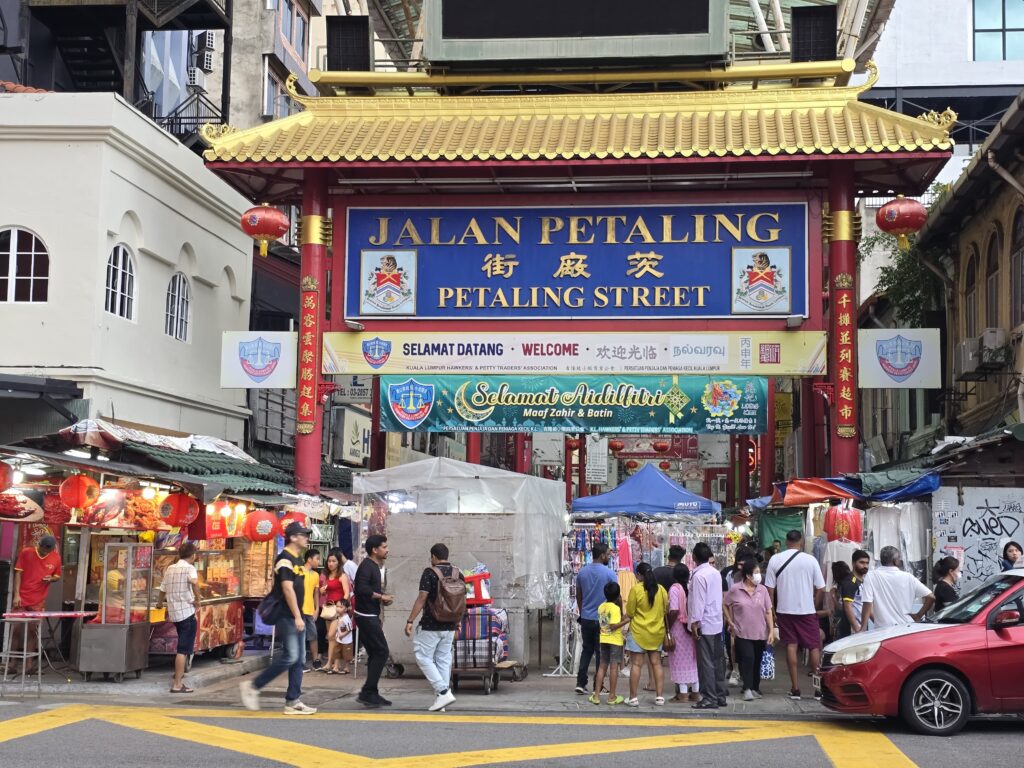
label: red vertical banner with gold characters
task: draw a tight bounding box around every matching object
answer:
[833,272,856,439]
[296,275,319,435]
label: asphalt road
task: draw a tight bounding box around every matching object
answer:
[1,698,1022,768]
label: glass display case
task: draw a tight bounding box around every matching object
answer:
[149,549,245,656]
[77,542,153,681]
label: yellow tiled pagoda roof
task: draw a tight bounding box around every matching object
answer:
[201,66,955,164]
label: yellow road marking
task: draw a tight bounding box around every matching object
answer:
[96,710,363,768]
[0,704,94,744]
[0,704,919,768]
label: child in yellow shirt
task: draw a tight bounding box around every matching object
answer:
[591,582,630,705]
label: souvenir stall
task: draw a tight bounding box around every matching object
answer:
[560,465,723,676]
[352,457,565,673]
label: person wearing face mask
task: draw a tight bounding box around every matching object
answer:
[932,556,961,612]
[722,559,774,702]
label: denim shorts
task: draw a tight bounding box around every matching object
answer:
[599,643,624,665]
[174,615,197,655]
[625,634,662,654]
[304,615,318,642]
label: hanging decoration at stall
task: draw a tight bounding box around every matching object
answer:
[658,461,672,470]
[60,474,100,510]
[0,462,12,492]
[159,492,200,528]
[875,195,927,251]
[608,439,625,453]
[240,204,290,257]
[832,273,857,439]
[379,374,768,434]
[279,510,309,531]
[613,436,698,459]
[243,510,282,542]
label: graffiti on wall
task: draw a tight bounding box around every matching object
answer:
[933,486,1024,592]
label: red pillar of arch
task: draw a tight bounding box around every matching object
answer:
[294,169,330,495]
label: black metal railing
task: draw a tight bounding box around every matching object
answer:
[154,89,222,142]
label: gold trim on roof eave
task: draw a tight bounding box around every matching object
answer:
[201,67,955,165]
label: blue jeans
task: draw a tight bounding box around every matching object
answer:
[253,616,305,703]
[412,628,455,695]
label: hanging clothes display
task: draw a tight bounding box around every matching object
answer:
[823,502,864,542]
[758,511,804,548]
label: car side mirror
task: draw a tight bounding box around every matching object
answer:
[993,609,1021,629]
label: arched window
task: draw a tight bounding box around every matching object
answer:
[105,243,136,319]
[965,252,978,339]
[165,272,191,342]
[985,230,1001,329]
[0,227,49,302]
[1012,208,1024,327]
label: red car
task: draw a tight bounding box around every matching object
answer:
[815,566,1024,736]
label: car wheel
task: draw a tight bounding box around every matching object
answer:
[900,669,971,736]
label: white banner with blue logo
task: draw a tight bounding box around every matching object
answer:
[220,331,297,389]
[857,329,941,389]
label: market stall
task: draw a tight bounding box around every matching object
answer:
[352,457,565,672]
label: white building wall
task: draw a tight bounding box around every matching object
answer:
[873,0,1024,87]
[0,92,252,443]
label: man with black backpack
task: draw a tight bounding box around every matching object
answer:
[405,542,466,712]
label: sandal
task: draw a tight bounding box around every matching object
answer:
[692,699,719,709]
[339,668,349,675]
[654,696,666,706]
[325,669,338,675]
[169,685,194,693]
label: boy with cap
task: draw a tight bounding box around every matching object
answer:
[9,535,62,673]
[240,522,318,715]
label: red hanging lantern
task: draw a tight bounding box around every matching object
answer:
[279,511,309,532]
[653,440,671,453]
[565,438,580,451]
[659,461,672,470]
[240,204,290,257]
[243,510,282,542]
[0,462,12,492]
[608,439,625,453]
[875,195,928,251]
[625,459,639,470]
[59,474,100,509]
[159,493,200,528]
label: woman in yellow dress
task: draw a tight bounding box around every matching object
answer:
[624,561,669,706]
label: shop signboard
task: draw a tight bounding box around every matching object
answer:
[613,435,698,459]
[333,375,374,403]
[335,407,372,464]
[857,328,941,389]
[345,203,809,320]
[221,332,297,389]
[379,374,767,434]
[323,330,826,376]
[584,435,609,484]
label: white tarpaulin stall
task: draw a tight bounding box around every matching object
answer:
[352,458,565,668]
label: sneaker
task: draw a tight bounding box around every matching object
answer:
[813,691,822,702]
[743,689,754,702]
[303,665,313,673]
[356,695,381,709]
[239,680,260,711]
[608,695,625,705]
[429,690,456,712]
[625,697,640,707]
[311,659,323,671]
[588,692,600,705]
[283,701,317,715]
[727,671,741,687]
[752,690,763,699]
[789,689,802,700]
[574,685,587,695]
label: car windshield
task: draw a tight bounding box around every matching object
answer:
[933,574,1023,624]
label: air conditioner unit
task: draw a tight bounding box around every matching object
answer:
[197,31,216,52]
[197,50,215,73]
[186,67,206,91]
[953,337,980,380]
[981,327,1008,349]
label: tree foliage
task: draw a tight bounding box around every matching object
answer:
[860,233,943,327]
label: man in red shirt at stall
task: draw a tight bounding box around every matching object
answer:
[9,535,62,672]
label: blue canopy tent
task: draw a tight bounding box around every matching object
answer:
[571,463,721,518]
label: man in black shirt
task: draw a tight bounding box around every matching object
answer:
[405,542,465,712]
[240,522,316,715]
[353,534,394,708]
[653,545,686,593]
[836,549,870,638]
